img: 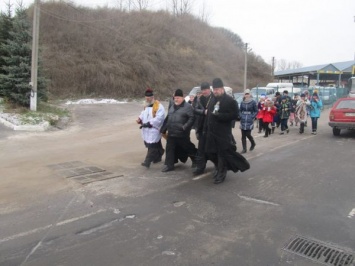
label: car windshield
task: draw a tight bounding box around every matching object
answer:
[336,101,355,109]
[251,88,267,97]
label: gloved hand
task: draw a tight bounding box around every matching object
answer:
[140,122,152,129]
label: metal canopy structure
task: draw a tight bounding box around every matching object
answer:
[274,60,355,87]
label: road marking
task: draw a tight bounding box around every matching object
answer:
[192,172,210,180]
[238,194,280,206]
[0,209,107,244]
[348,208,355,218]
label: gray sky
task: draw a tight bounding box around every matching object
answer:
[1,0,355,68]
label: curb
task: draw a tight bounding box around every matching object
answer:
[0,116,50,131]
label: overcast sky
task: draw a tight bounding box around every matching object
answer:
[1,0,355,68]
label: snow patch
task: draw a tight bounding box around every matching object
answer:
[65,99,127,105]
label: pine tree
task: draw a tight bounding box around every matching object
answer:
[0,4,47,107]
[0,6,14,96]
[0,5,31,106]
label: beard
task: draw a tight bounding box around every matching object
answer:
[145,99,154,105]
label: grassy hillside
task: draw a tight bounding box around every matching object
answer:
[33,2,271,99]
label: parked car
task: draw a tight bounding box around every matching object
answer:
[185,86,202,102]
[185,86,232,102]
[250,87,275,100]
[328,98,355,136]
[321,88,337,105]
[348,90,355,98]
[266,82,293,92]
[233,92,244,108]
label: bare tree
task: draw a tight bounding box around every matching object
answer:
[198,0,210,23]
[277,58,303,71]
[171,0,193,16]
[132,0,149,11]
[116,0,134,11]
[277,59,287,71]
[289,60,303,69]
[116,0,125,10]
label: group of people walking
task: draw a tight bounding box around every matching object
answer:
[255,89,323,137]
[136,81,323,184]
[136,78,250,184]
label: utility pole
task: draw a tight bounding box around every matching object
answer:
[271,56,275,79]
[243,43,248,91]
[30,0,40,111]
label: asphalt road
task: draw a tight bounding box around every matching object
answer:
[0,103,354,266]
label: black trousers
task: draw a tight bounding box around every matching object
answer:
[195,132,207,170]
[144,140,164,164]
[241,130,254,142]
[165,136,197,168]
[263,122,271,136]
[196,132,219,170]
[258,119,263,132]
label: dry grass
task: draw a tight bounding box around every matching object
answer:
[31,3,271,99]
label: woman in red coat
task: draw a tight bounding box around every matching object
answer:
[262,99,277,137]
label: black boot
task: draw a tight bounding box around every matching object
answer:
[212,166,218,180]
[141,162,150,168]
[189,154,197,168]
[271,127,275,134]
[264,128,269,138]
[241,139,247,153]
[153,148,164,163]
[142,148,154,168]
[193,155,206,175]
[214,161,227,184]
[299,122,305,134]
[249,138,256,151]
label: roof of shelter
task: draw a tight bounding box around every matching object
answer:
[274,60,355,76]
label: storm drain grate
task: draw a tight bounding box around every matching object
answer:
[48,161,123,184]
[283,235,354,266]
[57,166,106,178]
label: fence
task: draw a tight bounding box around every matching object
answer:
[251,85,349,106]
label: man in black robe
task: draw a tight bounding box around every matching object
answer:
[205,78,250,184]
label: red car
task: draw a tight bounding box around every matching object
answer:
[328,97,355,136]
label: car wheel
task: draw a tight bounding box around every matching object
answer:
[333,127,341,136]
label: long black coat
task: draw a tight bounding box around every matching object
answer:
[205,93,238,153]
[205,93,250,173]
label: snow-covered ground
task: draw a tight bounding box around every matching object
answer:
[65,99,128,105]
[0,98,128,131]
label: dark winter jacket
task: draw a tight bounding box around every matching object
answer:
[239,98,258,130]
[205,93,238,153]
[192,96,204,131]
[161,101,195,138]
[279,101,291,119]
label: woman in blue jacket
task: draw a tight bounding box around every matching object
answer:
[239,89,258,153]
[309,92,323,135]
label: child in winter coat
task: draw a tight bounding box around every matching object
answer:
[262,99,277,137]
[289,94,298,126]
[256,96,266,133]
[278,96,291,134]
[295,93,310,134]
[309,92,323,134]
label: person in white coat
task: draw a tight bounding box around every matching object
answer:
[295,93,310,134]
[136,88,165,168]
